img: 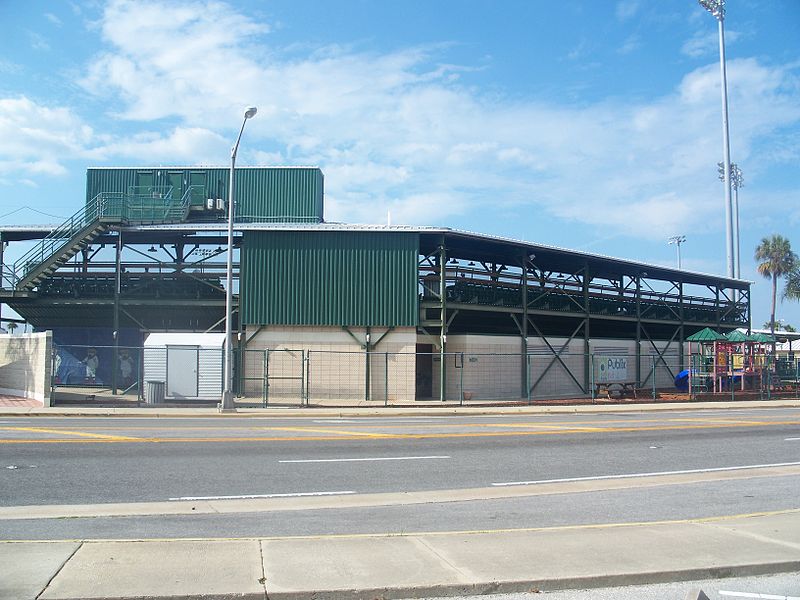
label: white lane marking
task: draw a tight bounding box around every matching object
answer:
[785,438,800,441]
[492,461,800,487]
[313,420,361,424]
[279,455,451,464]
[720,591,800,599]
[169,490,355,501]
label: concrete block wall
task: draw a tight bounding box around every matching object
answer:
[242,326,417,402]
[0,331,52,405]
[432,335,525,401]
[241,328,688,402]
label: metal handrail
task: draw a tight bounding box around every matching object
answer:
[12,193,113,282]
[9,185,201,286]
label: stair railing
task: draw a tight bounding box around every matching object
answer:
[9,185,202,286]
[11,193,116,284]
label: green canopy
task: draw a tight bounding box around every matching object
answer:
[725,330,752,343]
[751,332,776,343]
[686,327,727,342]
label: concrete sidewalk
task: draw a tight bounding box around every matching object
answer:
[3,510,799,600]
[2,398,800,417]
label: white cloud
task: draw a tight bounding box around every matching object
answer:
[26,31,50,52]
[44,12,63,26]
[11,1,800,243]
[0,60,22,74]
[0,96,228,178]
[87,127,228,163]
[0,97,94,176]
[616,0,640,22]
[682,29,741,58]
[617,34,641,55]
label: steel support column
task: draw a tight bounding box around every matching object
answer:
[365,326,371,402]
[112,230,122,394]
[439,238,447,402]
[521,255,529,397]
[635,274,642,386]
[679,281,685,372]
[583,260,590,394]
[0,234,4,325]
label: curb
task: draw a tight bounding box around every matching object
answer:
[261,562,800,600]
[2,399,800,418]
[29,560,800,600]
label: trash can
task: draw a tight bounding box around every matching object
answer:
[145,380,166,404]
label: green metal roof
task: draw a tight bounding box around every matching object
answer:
[751,332,776,343]
[686,327,727,342]
[725,330,751,342]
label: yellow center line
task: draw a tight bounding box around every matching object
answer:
[269,427,405,438]
[1,419,799,444]
[479,423,606,431]
[20,416,795,432]
[1,426,142,442]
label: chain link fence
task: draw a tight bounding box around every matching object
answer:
[49,344,800,406]
[685,353,799,401]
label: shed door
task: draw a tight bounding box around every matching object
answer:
[167,346,199,398]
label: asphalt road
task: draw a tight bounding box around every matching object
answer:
[2,408,799,504]
[1,408,799,540]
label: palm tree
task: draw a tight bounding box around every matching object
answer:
[785,268,800,303]
[5,322,17,335]
[755,235,797,339]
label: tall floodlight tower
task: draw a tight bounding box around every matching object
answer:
[719,162,743,279]
[699,0,735,279]
[668,235,687,269]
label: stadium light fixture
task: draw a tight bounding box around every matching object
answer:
[699,0,734,279]
[718,162,743,279]
[668,235,687,269]
[221,106,257,412]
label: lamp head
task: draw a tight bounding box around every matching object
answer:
[698,0,724,19]
[244,106,257,119]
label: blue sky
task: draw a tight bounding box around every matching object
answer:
[1,0,799,327]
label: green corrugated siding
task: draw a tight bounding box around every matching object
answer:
[241,231,419,327]
[86,167,323,222]
[237,168,323,223]
[86,169,137,202]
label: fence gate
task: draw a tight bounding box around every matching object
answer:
[241,349,306,406]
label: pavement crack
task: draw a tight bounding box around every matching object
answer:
[411,535,474,582]
[258,539,270,599]
[35,540,83,600]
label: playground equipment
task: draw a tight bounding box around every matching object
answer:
[684,327,775,396]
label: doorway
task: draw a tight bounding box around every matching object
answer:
[415,343,433,399]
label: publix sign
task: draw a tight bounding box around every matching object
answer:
[595,356,629,383]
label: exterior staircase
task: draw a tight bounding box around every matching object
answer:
[10,185,199,292]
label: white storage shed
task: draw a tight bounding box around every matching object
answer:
[143,333,225,400]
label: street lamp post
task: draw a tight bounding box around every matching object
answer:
[220,106,257,412]
[719,162,743,279]
[699,0,735,279]
[668,235,687,269]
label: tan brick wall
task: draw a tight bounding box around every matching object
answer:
[0,331,52,404]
